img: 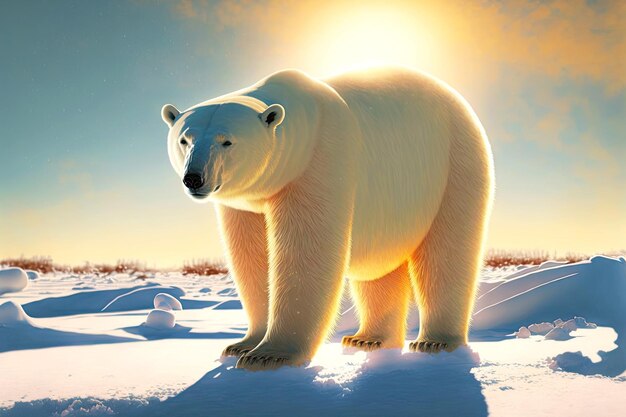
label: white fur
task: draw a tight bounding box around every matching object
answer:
[162,67,494,369]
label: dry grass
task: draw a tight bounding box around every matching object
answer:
[0,257,152,275]
[0,256,57,273]
[3,250,622,275]
[182,259,228,276]
[484,250,587,268]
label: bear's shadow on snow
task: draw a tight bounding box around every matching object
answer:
[149,349,488,417]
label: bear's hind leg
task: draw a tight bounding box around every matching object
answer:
[407,157,490,354]
[342,263,411,351]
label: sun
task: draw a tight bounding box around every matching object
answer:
[307,5,442,77]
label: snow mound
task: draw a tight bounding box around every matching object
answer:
[25,270,40,280]
[153,293,183,311]
[472,256,626,331]
[544,327,572,341]
[217,288,238,297]
[101,286,185,312]
[528,322,554,335]
[514,326,531,338]
[145,309,176,329]
[549,351,592,372]
[213,300,242,310]
[574,316,597,329]
[560,319,578,332]
[0,301,34,327]
[0,268,29,294]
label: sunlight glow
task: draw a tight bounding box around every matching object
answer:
[308,6,442,77]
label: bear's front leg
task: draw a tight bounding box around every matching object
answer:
[216,205,270,357]
[236,171,355,371]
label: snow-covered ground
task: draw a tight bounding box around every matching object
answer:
[0,256,624,416]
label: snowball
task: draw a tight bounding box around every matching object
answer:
[559,319,578,332]
[154,293,183,311]
[528,322,554,335]
[0,267,29,294]
[0,301,34,326]
[145,309,176,329]
[544,327,571,340]
[101,286,185,312]
[514,326,531,338]
[25,270,40,280]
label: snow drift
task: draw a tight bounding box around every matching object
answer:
[0,268,28,294]
[472,256,625,331]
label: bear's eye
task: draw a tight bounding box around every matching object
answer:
[222,140,232,147]
[180,138,188,146]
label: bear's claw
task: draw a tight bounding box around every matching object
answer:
[236,351,294,370]
[409,340,449,353]
[222,340,260,357]
[342,335,383,351]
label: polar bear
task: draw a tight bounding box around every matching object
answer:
[161,67,494,371]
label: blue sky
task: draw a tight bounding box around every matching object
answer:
[1,0,624,266]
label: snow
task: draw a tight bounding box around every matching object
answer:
[145,309,176,329]
[153,293,183,311]
[101,286,185,312]
[560,319,578,332]
[25,270,40,280]
[0,301,34,327]
[0,268,28,294]
[544,326,572,340]
[574,316,597,329]
[514,326,530,338]
[0,256,624,416]
[528,322,555,335]
[472,256,626,331]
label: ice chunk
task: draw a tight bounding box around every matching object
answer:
[528,322,554,335]
[544,327,572,340]
[559,319,578,332]
[553,318,564,327]
[0,267,28,294]
[514,326,531,338]
[573,316,597,329]
[154,293,183,311]
[145,309,176,329]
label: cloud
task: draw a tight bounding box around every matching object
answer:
[170,0,626,92]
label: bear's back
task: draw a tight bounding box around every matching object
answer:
[325,68,472,279]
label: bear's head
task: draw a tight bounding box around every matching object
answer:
[161,101,285,202]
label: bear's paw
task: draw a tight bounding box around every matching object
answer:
[235,343,306,371]
[409,340,458,353]
[222,340,259,357]
[341,335,383,351]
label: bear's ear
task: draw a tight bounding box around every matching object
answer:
[161,104,180,128]
[259,104,285,129]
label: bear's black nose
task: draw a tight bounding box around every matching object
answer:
[183,173,204,190]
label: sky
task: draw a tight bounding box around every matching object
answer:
[0,0,624,268]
